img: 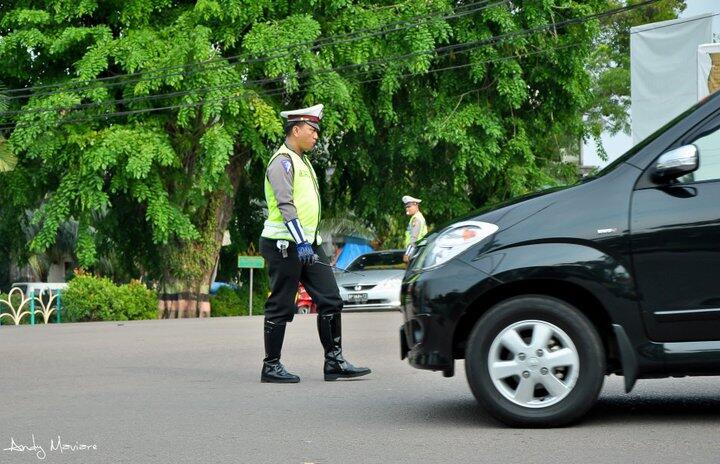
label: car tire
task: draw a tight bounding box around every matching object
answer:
[297,305,310,315]
[465,295,605,427]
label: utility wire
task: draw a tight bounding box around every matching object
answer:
[0,37,527,118]
[629,11,720,34]
[0,0,659,132]
[4,0,650,106]
[1,0,509,100]
[0,42,583,133]
[0,0,657,120]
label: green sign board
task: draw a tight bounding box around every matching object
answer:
[238,256,265,269]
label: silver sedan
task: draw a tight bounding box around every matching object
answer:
[335,250,405,311]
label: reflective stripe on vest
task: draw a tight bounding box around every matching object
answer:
[261,145,322,244]
[404,211,428,247]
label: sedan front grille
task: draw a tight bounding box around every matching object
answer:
[341,284,376,291]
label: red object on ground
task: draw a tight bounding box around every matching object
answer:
[296,284,317,314]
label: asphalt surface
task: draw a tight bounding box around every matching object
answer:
[1,312,719,464]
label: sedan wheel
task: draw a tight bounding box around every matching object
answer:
[466,295,605,427]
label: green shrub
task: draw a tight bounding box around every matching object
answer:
[63,275,115,321]
[210,287,243,317]
[211,267,270,317]
[63,275,157,322]
[237,281,266,316]
[233,269,269,316]
[111,281,157,321]
[210,282,267,317]
[0,292,23,309]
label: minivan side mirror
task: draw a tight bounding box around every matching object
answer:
[652,144,699,182]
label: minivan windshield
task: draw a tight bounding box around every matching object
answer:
[347,252,405,271]
[587,96,716,180]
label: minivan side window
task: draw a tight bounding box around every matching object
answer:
[680,123,720,183]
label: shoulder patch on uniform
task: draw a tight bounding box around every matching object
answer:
[281,159,292,173]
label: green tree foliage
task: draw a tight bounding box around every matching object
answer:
[324,0,611,237]
[0,137,15,171]
[0,89,16,171]
[0,0,633,288]
[585,0,685,159]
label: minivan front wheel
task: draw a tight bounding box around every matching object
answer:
[465,295,605,427]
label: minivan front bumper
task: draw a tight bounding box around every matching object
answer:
[399,258,489,376]
[400,313,455,373]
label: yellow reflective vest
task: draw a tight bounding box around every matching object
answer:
[261,145,322,244]
[404,211,427,247]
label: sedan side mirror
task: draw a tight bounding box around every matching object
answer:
[652,144,699,182]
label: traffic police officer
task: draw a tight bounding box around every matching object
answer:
[402,195,427,264]
[259,103,371,383]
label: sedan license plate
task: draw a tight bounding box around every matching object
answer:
[348,293,368,303]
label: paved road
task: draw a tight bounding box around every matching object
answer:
[1,312,719,463]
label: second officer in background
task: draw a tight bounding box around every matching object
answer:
[402,195,427,264]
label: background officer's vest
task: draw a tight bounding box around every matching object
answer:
[404,211,428,247]
[261,145,322,244]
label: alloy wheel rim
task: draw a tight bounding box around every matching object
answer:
[487,319,580,409]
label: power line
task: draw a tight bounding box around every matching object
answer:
[20,0,658,106]
[629,11,720,34]
[0,38,518,119]
[0,43,576,132]
[1,0,509,100]
[0,10,644,134]
[0,42,585,133]
[0,0,660,133]
[0,0,658,121]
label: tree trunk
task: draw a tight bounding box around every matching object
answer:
[158,151,248,319]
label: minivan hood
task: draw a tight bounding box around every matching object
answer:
[447,162,638,261]
[461,185,572,231]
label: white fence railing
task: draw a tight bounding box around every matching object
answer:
[0,287,63,325]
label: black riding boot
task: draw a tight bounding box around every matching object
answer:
[318,313,371,381]
[261,320,300,383]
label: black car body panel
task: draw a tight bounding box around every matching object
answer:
[401,91,720,387]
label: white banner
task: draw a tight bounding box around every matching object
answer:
[630,14,713,144]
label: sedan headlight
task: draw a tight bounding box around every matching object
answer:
[417,221,498,269]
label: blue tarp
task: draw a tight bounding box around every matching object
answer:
[335,237,373,269]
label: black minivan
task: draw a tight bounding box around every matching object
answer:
[400,90,720,427]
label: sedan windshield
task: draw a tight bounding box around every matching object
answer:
[347,252,405,271]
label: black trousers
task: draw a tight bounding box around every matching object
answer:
[260,238,343,324]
